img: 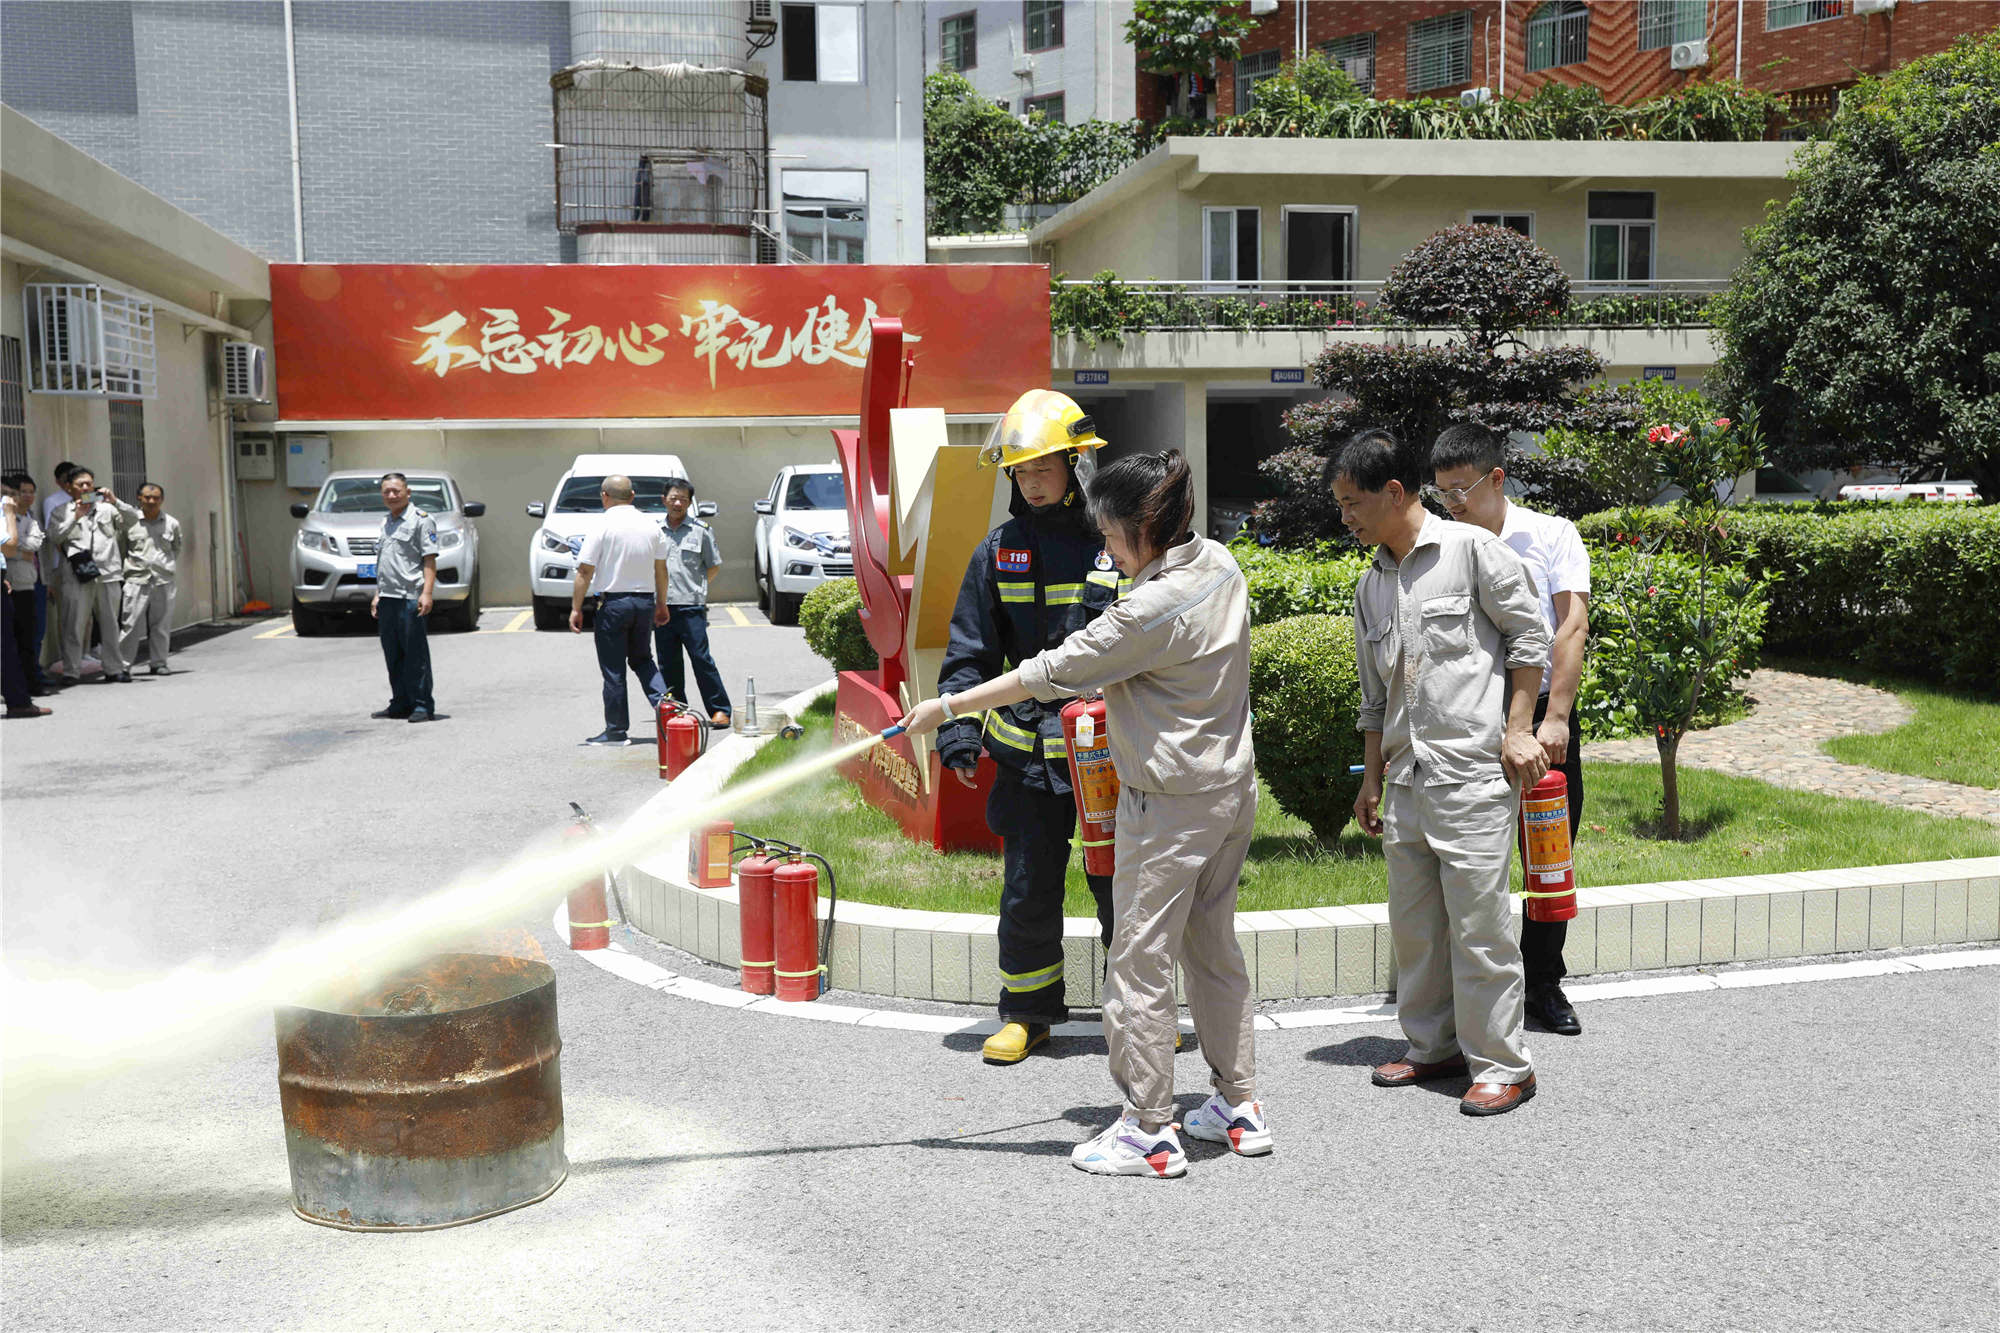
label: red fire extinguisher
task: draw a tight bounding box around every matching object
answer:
[1060,696,1120,877]
[658,699,706,781]
[736,844,780,996]
[1518,771,1578,922]
[563,815,613,950]
[773,852,823,1002]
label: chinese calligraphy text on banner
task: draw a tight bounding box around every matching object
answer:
[270,264,1051,421]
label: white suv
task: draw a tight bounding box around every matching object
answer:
[525,453,715,630]
[753,464,851,625]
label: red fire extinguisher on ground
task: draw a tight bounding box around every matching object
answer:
[1518,771,1578,922]
[773,852,823,1002]
[736,842,780,996]
[658,699,707,780]
[563,812,613,951]
[1060,696,1120,877]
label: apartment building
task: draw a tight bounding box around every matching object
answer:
[1158,0,2000,124]
[926,0,1137,122]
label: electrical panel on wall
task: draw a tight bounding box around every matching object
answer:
[284,433,330,489]
[235,431,275,482]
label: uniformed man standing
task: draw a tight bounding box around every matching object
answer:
[47,467,133,684]
[653,475,731,728]
[937,389,1120,1065]
[369,472,439,723]
[116,482,184,676]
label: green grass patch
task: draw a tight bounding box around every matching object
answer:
[1766,657,2000,791]
[725,696,1999,914]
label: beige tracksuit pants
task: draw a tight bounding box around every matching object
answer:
[1382,776,1532,1085]
[58,570,127,678]
[120,581,174,671]
[1103,774,1259,1127]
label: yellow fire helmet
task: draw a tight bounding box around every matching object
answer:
[978,389,1108,472]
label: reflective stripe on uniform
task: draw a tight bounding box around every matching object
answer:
[1044,581,1085,607]
[985,712,1039,752]
[1085,569,1119,588]
[997,580,1035,604]
[1042,734,1067,759]
[999,961,1063,993]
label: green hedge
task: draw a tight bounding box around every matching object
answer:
[1248,615,1364,844]
[1576,504,2000,690]
[1231,540,1369,624]
[798,578,879,672]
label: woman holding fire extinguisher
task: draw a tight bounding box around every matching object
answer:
[898,450,1265,1178]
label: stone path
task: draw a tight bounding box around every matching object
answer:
[1582,668,2000,825]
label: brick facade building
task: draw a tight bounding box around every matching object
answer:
[1137,0,2000,124]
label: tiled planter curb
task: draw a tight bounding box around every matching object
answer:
[615,681,2000,1003]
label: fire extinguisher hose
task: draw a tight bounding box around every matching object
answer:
[803,851,840,986]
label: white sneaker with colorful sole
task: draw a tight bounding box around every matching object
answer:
[1069,1114,1187,1178]
[1183,1094,1272,1156]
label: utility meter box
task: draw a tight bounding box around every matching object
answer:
[235,431,275,481]
[285,433,330,489]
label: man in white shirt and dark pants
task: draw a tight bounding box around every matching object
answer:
[1429,423,1591,1036]
[571,474,671,746]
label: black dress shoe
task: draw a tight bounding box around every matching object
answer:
[1526,986,1583,1036]
[114,671,132,682]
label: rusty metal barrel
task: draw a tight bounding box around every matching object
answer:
[274,953,566,1230]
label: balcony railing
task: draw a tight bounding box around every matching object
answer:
[1051,278,1728,342]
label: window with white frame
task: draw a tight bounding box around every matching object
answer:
[1471,211,1534,238]
[1406,11,1472,94]
[782,2,863,83]
[1235,49,1281,113]
[784,171,867,263]
[1638,0,1707,50]
[1767,0,1842,32]
[939,12,975,71]
[1204,207,1260,284]
[1024,0,1063,52]
[1587,191,1655,282]
[1320,32,1377,95]
[1526,1,1590,73]
[1282,207,1355,282]
[1023,91,1065,122]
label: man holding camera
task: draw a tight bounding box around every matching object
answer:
[47,466,134,684]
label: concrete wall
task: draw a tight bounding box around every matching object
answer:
[1044,165,1788,282]
[1,0,573,263]
[768,0,928,264]
[925,0,1135,122]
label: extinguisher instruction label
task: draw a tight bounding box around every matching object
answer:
[1521,802,1572,875]
[1073,742,1119,824]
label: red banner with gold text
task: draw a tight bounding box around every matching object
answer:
[270,263,1050,420]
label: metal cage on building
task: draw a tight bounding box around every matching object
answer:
[551,61,774,264]
[22,282,157,398]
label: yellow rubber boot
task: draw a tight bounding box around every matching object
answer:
[982,1021,1050,1065]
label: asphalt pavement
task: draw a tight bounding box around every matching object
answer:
[1,609,1993,1332]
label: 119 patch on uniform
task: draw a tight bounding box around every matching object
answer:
[997,548,1032,572]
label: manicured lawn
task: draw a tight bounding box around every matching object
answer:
[1769,658,2000,791]
[724,698,2000,915]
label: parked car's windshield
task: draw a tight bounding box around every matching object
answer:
[318,477,453,513]
[784,473,845,510]
[554,475,678,513]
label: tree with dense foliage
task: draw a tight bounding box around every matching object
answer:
[923,72,1020,234]
[1257,225,1636,543]
[1124,0,1255,76]
[1710,32,2000,502]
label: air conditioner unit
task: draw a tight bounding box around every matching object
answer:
[1459,86,1494,107]
[1671,39,1710,70]
[22,282,157,398]
[221,340,270,402]
[1851,0,1896,14]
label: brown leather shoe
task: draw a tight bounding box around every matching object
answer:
[1371,1055,1470,1087]
[1460,1074,1537,1116]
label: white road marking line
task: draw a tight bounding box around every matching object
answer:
[501,609,533,633]
[551,902,1998,1036]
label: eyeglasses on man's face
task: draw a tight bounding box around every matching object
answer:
[1422,472,1496,507]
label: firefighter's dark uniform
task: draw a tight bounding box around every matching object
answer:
[936,480,1127,1026]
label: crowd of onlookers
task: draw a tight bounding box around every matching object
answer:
[2,460,184,719]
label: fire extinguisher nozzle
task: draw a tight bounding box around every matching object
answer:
[879,724,907,739]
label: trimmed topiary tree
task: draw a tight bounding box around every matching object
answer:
[799,578,878,673]
[1247,615,1364,844]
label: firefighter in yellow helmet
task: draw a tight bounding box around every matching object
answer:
[938,390,1122,1064]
